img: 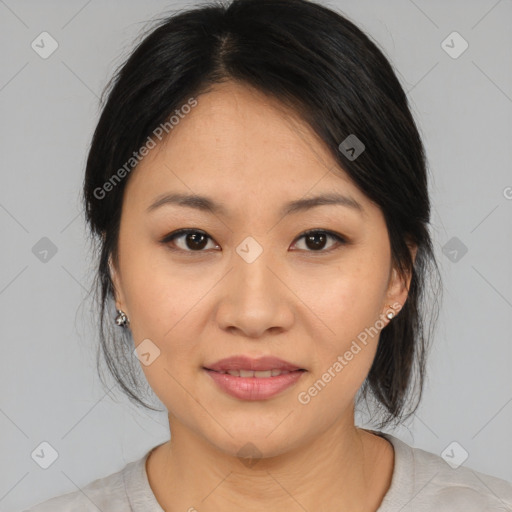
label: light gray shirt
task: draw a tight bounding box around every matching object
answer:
[22,432,512,511]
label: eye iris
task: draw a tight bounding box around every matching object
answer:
[186,232,208,250]
[305,232,327,250]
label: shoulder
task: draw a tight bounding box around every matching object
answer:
[379,432,512,512]
[22,457,141,512]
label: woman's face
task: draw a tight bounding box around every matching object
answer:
[111,81,414,457]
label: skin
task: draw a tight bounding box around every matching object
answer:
[110,81,417,511]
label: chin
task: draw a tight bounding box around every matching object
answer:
[205,422,302,462]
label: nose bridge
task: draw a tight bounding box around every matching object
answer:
[232,234,278,299]
[215,234,294,337]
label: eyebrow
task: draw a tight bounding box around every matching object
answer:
[146,192,365,217]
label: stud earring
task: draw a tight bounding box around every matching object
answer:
[115,309,129,327]
[386,305,396,320]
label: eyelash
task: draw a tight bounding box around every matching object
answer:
[160,228,347,255]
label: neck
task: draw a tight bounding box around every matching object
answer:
[146,412,394,512]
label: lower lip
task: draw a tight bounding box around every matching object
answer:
[204,368,306,400]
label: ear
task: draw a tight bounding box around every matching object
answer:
[384,243,417,317]
[109,255,127,312]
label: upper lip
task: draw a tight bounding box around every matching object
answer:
[204,355,304,372]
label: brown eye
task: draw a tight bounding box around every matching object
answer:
[162,229,218,252]
[305,232,328,250]
[292,230,346,252]
[182,232,208,250]
[161,228,346,255]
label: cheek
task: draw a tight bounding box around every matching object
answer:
[116,252,209,401]
[304,259,387,345]
[296,260,387,393]
[120,242,212,340]
[121,255,211,409]
[296,281,381,417]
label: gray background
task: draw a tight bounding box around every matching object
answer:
[1,0,511,510]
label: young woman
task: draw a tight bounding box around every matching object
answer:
[25,0,512,510]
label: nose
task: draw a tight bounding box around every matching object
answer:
[214,244,295,339]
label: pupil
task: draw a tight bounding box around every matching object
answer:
[187,232,207,250]
[306,233,326,250]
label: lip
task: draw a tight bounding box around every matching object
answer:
[204,355,304,372]
[204,368,306,400]
[203,355,306,401]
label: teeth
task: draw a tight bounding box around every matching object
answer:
[221,369,292,377]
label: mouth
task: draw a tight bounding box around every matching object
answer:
[202,355,307,400]
[203,368,306,378]
[203,354,306,373]
[202,367,307,400]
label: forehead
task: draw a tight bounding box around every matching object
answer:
[124,81,373,216]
